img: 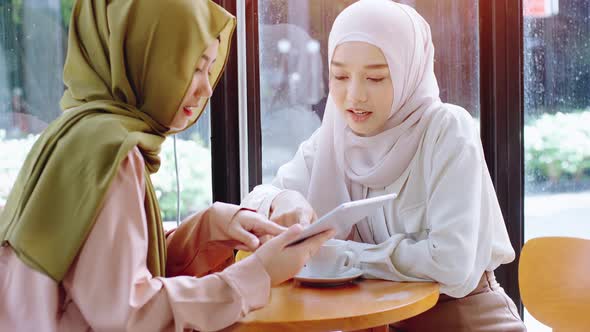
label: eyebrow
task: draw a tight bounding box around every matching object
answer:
[331,61,388,69]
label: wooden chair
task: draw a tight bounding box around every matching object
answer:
[519,236,590,331]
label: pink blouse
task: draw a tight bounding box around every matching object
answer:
[0,147,271,331]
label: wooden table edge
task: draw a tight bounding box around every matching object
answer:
[223,283,440,332]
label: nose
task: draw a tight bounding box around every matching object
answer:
[198,77,213,98]
[347,77,368,104]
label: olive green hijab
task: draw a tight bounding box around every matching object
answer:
[0,0,235,281]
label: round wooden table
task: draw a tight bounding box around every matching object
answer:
[222,279,439,332]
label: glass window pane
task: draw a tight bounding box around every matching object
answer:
[157,106,213,230]
[0,1,212,226]
[258,0,480,183]
[524,0,589,329]
[0,0,64,209]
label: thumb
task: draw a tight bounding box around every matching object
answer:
[271,224,304,248]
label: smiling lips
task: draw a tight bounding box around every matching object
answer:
[347,108,372,122]
[183,106,194,117]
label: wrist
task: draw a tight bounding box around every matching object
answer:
[269,189,293,216]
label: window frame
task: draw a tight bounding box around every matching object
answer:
[245,0,263,191]
[211,0,242,204]
[479,0,525,315]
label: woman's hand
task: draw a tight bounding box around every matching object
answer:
[269,190,317,227]
[222,209,287,251]
[254,224,336,285]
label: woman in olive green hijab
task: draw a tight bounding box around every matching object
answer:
[0,0,333,330]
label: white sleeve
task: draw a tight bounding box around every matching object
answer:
[347,113,485,294]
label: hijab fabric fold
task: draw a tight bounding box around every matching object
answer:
[307,0,443,217]
[0,0,235,281]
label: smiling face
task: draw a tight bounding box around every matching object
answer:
[169,39,220,131]
[329,41,394,137]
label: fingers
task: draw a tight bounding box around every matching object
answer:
[291,228,336,257]
[270,224,304,248]
[272,208,314,227]
[254,218,287,237]
[234,244,251,251]
[215,240,251,251]
[297,208,313,227]
[270,190,317,227]
[235,209,286,236]
[232,226,260,251]
[270,214,300,227]
[259,234,273,245]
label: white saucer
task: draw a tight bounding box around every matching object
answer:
[294,267,363,285]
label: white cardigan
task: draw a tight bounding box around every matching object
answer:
[242,106,515,297]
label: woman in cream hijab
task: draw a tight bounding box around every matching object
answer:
[243,0,527,330]
[0,0,333,330]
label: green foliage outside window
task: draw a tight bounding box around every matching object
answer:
[0,130,212,221]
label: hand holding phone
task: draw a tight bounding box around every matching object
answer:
[286,193,397,247]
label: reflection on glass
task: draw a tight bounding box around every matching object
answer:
[258,0,480,183]
[0,1,212,221]
[259,21,325,184]
[524,0,589,330]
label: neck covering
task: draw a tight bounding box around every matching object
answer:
[0,0,235,281]
[307,0,443,217]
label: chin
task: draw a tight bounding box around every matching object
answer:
[169,123,184,131]
[350,124,382,137]
[348,126,369,136]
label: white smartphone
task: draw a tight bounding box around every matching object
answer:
[286,193,398,247]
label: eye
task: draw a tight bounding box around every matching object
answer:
[368,77,385,82]
[333,75,349,81]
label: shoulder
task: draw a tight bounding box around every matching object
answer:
[118,146,146,188]
[67,115,129,143]
[419,104,484,177]
[425,104,480,150]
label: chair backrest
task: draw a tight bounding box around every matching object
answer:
[519,236,590,331]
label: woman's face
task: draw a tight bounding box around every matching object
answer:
[169,39,220,131]
[330,41,394,137]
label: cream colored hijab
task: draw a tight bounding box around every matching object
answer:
[307,0,443,217]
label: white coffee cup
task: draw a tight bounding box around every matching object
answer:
[305,239,357,277]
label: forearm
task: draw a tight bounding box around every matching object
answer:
[166,202,242,277]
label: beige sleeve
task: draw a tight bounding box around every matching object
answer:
[63,147,271,332]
